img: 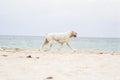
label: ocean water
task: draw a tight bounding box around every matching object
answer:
[0,35,120,51]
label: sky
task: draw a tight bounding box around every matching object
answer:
[0,0,120,38]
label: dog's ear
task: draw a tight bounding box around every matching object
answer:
[71,30,76,34]
[70,30,74,34]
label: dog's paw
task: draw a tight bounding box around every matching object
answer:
[72,49,77,52]
[39,49,49,52]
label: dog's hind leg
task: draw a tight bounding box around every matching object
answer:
[48,41,53,50]
[41,38,49,50]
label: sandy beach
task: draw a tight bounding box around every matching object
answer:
[0,48,120,80]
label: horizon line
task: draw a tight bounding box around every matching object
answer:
[0,34,119,39]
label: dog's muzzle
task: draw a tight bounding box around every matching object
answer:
[74,35,77,37]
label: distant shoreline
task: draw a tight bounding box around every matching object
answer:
[0,47,120,55]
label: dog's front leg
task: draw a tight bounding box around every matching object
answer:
[66,42,73,50]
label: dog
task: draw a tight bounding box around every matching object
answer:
[41,31,77,50]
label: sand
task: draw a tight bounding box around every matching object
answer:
[0,48,120,80]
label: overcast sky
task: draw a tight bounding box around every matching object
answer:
[0,0,120,38]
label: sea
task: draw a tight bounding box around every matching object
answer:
[0,35,120,51]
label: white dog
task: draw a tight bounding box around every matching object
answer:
[41,31,77,50]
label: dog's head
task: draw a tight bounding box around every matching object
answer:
[70,31,77,38]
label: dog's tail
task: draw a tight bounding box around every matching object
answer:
[44,38,49,45]
[41,38,49,50]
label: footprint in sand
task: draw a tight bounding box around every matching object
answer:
[46,76,53,79]
[26,55,32,58]
[2,55,8,57]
